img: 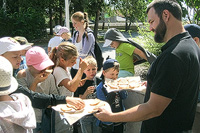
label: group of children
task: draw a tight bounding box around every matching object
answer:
[0,34,133,133]
[0,11,158,133]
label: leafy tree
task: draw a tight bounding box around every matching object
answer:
[109,0,147,31]
[181,0,200,24]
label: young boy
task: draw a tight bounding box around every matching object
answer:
[74,56,102,133]
[13,36,34,77]
[16,46,59,132]
[103,28,156,78]
[96,59,127,133]
[0,56,36,132]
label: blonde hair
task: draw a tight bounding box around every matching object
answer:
[83,56,97,67]
[49,42,78,69]
[71,11,89,39]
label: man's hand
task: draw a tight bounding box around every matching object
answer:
[66,97,85,110]
[94,107,114,122]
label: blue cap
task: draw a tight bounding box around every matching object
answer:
[184,24,200,39]
[103,59,119,70]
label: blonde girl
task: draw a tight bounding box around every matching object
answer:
[50,42,88,133]
[50,42,88,96]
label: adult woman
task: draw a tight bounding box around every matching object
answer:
[71,11,95,70]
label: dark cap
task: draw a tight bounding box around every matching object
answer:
[103,59,119,70]
[184,24,200,39]
[13,36,34,46]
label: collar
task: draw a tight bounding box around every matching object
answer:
[161,32,191,52]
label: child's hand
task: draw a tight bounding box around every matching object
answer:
[34,73,49,83]
[66,97,85,110]
[85,86,95,95]
[79,58,88,71]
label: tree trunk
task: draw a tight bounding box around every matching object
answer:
[59,0,63,25]
[125,17,128,31]
[49,3,53,35]
[94,9,100,40]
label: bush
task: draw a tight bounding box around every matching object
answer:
[132,23,164,56]
[0,8,47,40]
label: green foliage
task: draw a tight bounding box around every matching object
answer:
[109,0,147,22]
[132,23,164,56]
[0,8,47,40]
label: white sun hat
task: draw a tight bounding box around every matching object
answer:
[0,37,32,55]
[0,56,18,95]
[54,25,62,35]
[103,39,113,47]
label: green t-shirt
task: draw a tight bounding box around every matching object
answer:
[116,42,136,74]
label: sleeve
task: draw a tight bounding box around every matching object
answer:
[13,85,66,109]
[81,33,95,57]
[121,43,136,56]
[48,38,53,47]
[96,82,107,101]
[53,67,70,87]
[151,54,184,99]
[17,77,29,88]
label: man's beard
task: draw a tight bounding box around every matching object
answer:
[154,18,167,43]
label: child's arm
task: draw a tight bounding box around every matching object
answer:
[79,86,95,99]
[60,58,88,92]
[17,69,49,91]
[133,48,147,60]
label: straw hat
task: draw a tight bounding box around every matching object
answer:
[0,56,18,95]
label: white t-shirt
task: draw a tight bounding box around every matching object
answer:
[53,66,73,97]
[48,36,63,50]
[73,40,83,69]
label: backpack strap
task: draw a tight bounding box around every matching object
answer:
[102,85,108,97]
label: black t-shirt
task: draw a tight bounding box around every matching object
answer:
[141,32,200,133]
[74,77,102,97]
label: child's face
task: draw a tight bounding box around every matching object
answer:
[110,41,120,49]
[28,66,50,77]
[103,68,119,80]
[84,64,97,80]
[2,51,22,69]
[61,32,71,40]
[62,56,77,68]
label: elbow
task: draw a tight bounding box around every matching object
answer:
[151,108,164,118]
[68,87,76,92]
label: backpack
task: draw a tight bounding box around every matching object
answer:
[102,86,127,113]
[73,29,104,71]
[99,86,127,131]
[127,38,157,65]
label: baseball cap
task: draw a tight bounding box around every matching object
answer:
[54,25,62,35]
[0,56,18,95]
[26,46,54,71]
[184,24,200,39]
[103,58,119,70]
[0,37,32,55]
[57,27,70,36]
[103,39,113,47]
[14,36,34,46]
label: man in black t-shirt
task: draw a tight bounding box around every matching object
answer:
[94,0,200,133]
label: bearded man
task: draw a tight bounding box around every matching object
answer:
[94,0,200,133]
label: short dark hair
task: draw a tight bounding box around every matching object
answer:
[146,0,182,21]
